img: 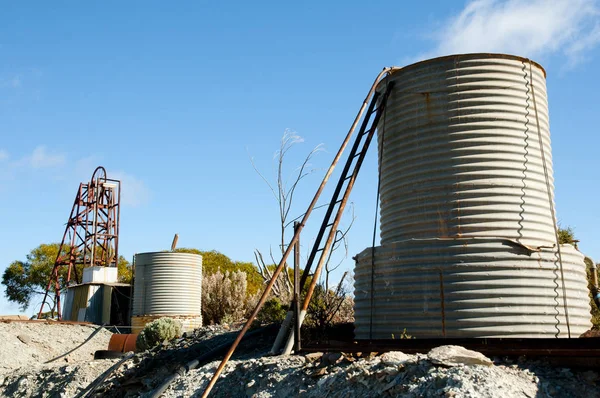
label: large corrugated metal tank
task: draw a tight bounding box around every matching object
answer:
[354,53,592,339]
[132,252,202,332]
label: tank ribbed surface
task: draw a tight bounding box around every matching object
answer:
[354,239,591,338]
[354,54,592,339]
[377,54,553,247]
[132,252,202,317]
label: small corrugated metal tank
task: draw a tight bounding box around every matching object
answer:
[132,252,202,332]
[354,53,592,339]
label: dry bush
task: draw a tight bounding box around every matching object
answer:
[136,317,182,351]
[202,269,259,325]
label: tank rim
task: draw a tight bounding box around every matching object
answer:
[134,251,203,258]
[386,53,546,78]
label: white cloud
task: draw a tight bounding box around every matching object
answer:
[111,171,150,207]
[10,76,21,88]
[414,0,600,66]
[0,150,8,162]
[28,146,65,168]
[0,75,21,88]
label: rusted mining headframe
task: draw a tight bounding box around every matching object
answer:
[39,166,122,321]
[354,53,592,339]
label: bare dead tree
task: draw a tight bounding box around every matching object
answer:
[323,203,355,292]
[250,129,323,302]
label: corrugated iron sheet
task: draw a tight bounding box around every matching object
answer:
[354,239,591,338]
[62,284,103,323]
[354,54,592,339]
[132,252,202,318]
[376,54,555,248]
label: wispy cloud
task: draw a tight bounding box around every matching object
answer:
[28,146,65,168]
[111,171,150,207]
[0,148,150,207]
[0,75,21,89]
[413,0,600,66]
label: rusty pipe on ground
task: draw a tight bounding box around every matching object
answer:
[200,67,395,398]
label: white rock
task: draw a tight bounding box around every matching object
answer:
[380,351,412,366]
[427,346,493,367]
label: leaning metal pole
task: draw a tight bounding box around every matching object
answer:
[200,67,394,398]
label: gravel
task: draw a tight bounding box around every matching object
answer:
[159,350,600,398]
[0,321,113,373]
[2,322,600,397]
[0,321,116,398]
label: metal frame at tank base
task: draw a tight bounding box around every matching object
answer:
[302,338,600,366]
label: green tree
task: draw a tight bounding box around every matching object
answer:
[2,243,132,311]
[173,248,264,295]
[558,227,599,329]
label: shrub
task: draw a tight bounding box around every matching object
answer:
[305,283,354,330]
[255,297,288,325]
[136,317,182,351]
[202,269,256,325]
[585,257,600,329]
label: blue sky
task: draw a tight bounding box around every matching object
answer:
[1,0,599,316]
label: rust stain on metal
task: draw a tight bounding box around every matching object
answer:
[437,209,449,238]
[422,92,433,122]
[439,271,446,337]
[455,195,462,238]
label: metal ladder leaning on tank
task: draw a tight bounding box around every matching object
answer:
[271,80,396,356]
[200,68,397,398]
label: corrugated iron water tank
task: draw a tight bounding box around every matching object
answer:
[354,54,592,339]
[132,252,203,333]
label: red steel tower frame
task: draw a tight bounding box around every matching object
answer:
[38,166,121,319]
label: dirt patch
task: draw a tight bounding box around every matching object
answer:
[0,321,113,374]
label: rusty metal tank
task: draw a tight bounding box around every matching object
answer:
[354,53,592,339]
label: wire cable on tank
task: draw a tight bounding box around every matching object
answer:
[518,62,531,244]
[527,61,571,338]
[369,80,390,340]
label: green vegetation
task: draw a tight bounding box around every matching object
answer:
[174,248,264,295]
[136,317,182,351]
[585,257,600,329]
[558,226,578,248]
[255,297,288,325]
[558,227,600,329]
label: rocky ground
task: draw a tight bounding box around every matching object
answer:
[159,347,600,398]
[1,321,600,397]
[0,321,116,397]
